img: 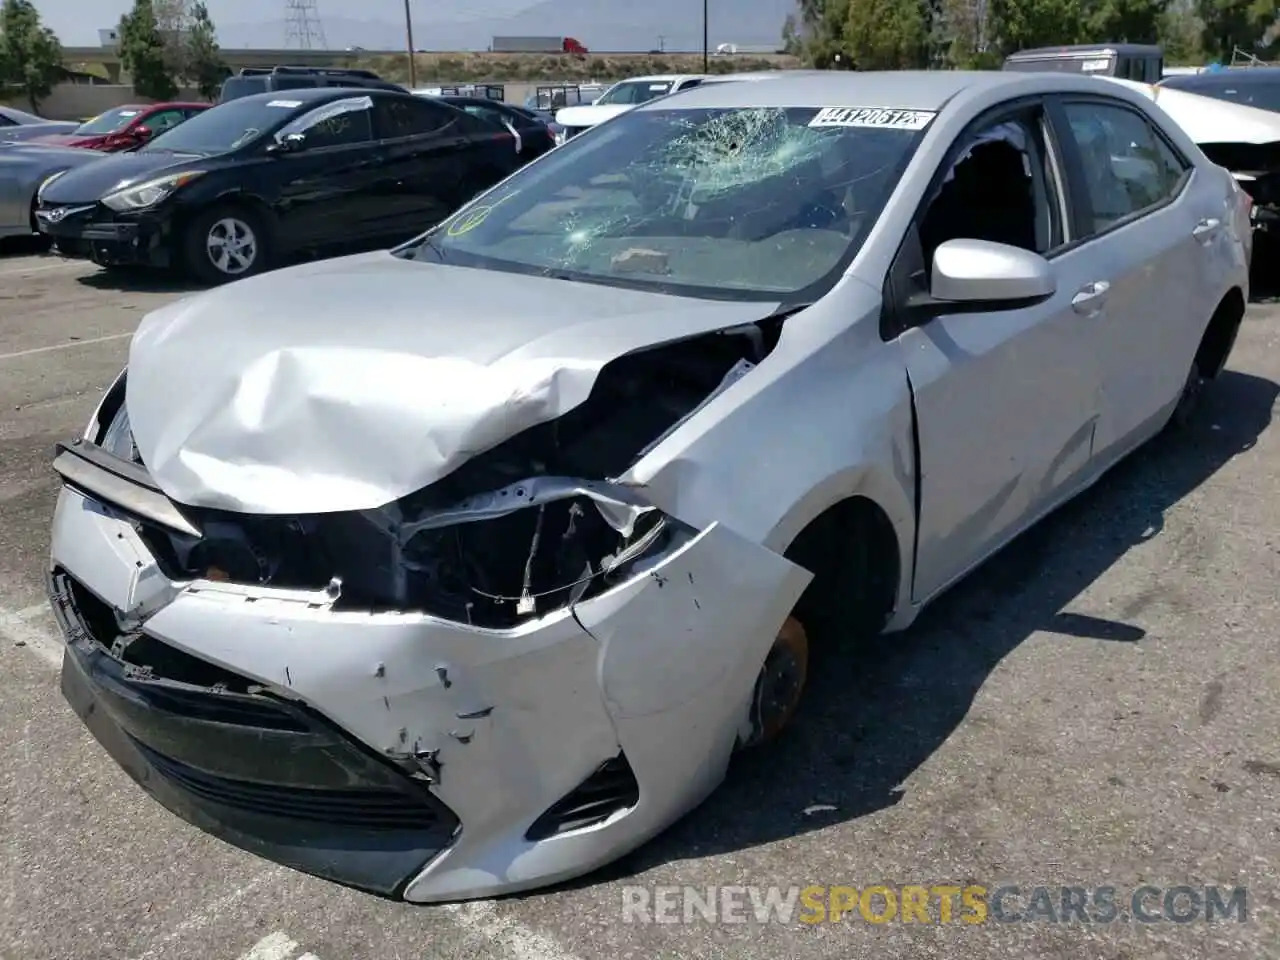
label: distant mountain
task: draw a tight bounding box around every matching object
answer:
[214,0,795,51]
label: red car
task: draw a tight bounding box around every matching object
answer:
[27,102,209,151]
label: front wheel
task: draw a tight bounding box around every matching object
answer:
[737,615,810,750]
[182,205,271,285]
[1169,358,1204,431]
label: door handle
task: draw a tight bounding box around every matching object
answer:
[1071,280,1110,315]
[1193,217,1221,240]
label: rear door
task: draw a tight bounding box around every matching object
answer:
[1047,95,1213,459]
[370,94,475,235]
[268,95,385,248]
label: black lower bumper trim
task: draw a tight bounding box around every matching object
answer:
[50,570,459,898]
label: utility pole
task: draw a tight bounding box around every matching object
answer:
[702,0,708,72]
[657,34,665,52]
[404,0,417,89]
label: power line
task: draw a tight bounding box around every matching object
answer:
[284,0,328,49]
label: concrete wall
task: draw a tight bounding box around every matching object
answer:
[5,81,555,119]
[3,84,205,120]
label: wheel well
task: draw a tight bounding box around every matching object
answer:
[1196,288,1245,379]
[177,195,275,245]
[782,495,900,641]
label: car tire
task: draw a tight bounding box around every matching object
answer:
[182,205,271,285]
[1169,358,1204,430]
[738,614,810,750]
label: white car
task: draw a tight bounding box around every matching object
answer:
[48,70,1249,904]
[553,74,708,142]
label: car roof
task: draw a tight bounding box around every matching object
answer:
[633,69,1118,112]
[224,86,389,106]
[1008,43,1162,58]
[1163,67,1280,85]
[610,74,703,84]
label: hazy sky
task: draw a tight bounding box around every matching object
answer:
[35,0,532,45]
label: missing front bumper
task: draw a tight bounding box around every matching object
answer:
[49,569,460,898]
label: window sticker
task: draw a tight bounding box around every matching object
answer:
[808,107,935,130]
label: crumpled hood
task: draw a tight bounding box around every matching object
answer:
[125,251,779,515]
[554,104,633,128]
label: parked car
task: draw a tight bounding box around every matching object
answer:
[35,87,526,283]
[554,74,709,142]
[25,102,210,151]
[46,69,1247,904]
[1003,43,1165,82]
[1158,65,1280,113]
[218,65,405,104]
[0,143,113,245]
[0,105,78,143]
[436,95,557,158]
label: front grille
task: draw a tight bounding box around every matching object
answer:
[133,740,447,831]
[525,753,639,840]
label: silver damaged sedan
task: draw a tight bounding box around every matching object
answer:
[47,70,1250,902]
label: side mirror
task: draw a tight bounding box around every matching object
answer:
[133,125,153,140]
[931,238,1056,303]
[266,132,305,155]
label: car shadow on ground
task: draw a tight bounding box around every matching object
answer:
[74,267,207,295]
[537,368,1278,894]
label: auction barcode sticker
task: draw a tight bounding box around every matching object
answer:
[808,107,936,130]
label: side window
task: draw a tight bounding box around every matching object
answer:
[278,96,374,148]
[144,109,185,132]
[1061,101,1191,234]
[0,115,15,127]
[462,104,508,128]
[374,96,455,138]
[918,112,1065,268]
[678,78,704,90]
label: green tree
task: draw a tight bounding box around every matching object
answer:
[1196,0,1275,59]
[118,0,176,101]
[1085,0,1171,41]
[844,0,930,66]
[184,1,226,100]
[0,0,64,110]
[1159,0,1205,61]
[987,0,1083,53]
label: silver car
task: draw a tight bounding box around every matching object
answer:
[0,104,78,142]
[0,143,109,242]
[46,70,1248,903]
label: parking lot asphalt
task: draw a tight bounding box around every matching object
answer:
[0,244,1278,960]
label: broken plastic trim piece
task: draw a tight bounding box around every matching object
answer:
[52,440,201,539]
[396,476,656,539]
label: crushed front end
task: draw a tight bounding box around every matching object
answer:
[47,353,810,901]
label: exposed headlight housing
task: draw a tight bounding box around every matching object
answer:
[87,368,137,462]
[101,170,205,212]
[37,169,67,201]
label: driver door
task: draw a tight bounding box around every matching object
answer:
[267,96,387,251]
[893,104,1107,603]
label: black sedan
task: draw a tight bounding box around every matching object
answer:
[434,95,558,159]
[35,87,526,284]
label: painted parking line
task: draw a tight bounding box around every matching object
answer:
[0,258,90,278]
[238,932,301,960]
[0,331,132,363]
[0,601,64,668]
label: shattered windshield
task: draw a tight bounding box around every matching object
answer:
[405,105,928,300]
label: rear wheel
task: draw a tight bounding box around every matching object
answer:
[182,205,271,285]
